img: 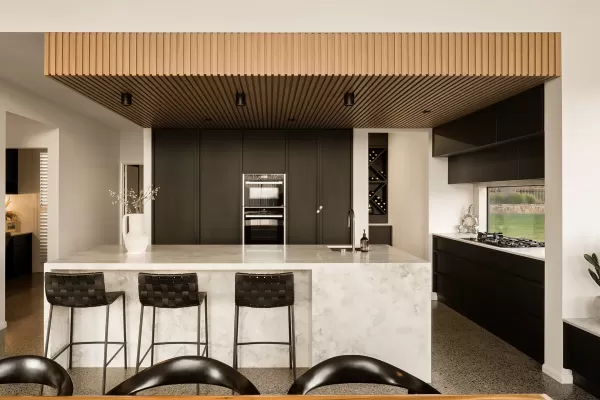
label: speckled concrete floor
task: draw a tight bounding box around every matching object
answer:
[0,274,597,398]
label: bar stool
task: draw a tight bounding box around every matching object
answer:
[135,273,209,373]
[44,272,127,395]
[233,272,296,379]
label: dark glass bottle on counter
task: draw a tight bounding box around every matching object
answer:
[360,229,369,252]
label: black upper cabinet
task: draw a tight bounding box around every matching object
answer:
[6,149,18,195]
[319,130,352,245]
[200,130,243,244]
[287,131,319,244]
[433,85,544,157]
[433,106,497,156]
[497,85,544,141]
[152,129,199,244]
[242,130,286,173]
[448,142,519,184]
[518,136,544,180]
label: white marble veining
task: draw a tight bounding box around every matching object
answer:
[433,233,545,261]
[44,244,431,382]
[564,317,600,338]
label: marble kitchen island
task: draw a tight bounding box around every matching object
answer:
[44,244,432,382]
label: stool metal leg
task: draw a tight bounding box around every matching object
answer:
[44,305,53,358]
[68,307,74,369]
[287,306,292,370]
[102,304,110,395]
[233,305,239,369]
[122,294,128,369]
[135,304,144,373]
[41,304,54,396]
[197,303,201,395]
[150,306,156,366]
[204,294,209,357]
[290,305,297,380]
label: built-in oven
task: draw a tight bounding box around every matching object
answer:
[242,174,286,244]
[244,208,285,244]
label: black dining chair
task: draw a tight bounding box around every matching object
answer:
[0,355,74,396]
[106,356,260,395]
[287,355,440,395]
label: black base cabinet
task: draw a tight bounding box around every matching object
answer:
[564,322,600,399]
[6,233,32,279]
[433,236,544,362]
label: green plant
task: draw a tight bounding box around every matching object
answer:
[523,194,538,204]
[584,253,600,287]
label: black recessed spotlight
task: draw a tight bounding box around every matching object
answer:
[343,92,355,107]
[288,117,296,122]
[205,117,213,122]
[422,109,432,114]
[236,92,246,107]
[120,92,133,106]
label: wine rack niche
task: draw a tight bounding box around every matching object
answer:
[368,133,388,224]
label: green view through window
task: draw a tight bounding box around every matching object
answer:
[487,186,545,242]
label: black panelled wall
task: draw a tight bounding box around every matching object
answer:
[152,129,352,245]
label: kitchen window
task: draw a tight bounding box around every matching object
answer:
[487,186,545,242]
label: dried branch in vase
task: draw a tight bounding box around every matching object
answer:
[110,186,160,214]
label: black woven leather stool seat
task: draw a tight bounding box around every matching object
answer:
[43,271,127,394]
[235,272,294,308]
[138,273,204,308]
[135,272,209,387]
[233,272,296,379]
[45,272,123,307]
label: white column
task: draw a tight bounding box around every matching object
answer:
[352,129,369,246]
[542,78,570,383]
[0,95,7,330]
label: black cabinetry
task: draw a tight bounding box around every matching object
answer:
[368,133,388,224]
[564,322,600,398]
[369,225,392,245]
[286,130,352,245]
[448,136,544,184]
[152,129,199,244]
[153,129,352,245]
[6,149,18,195]
[497,85,544,141]
[433,85,544,157]
[6,233,32,279]
[433,236,544,362]
[200,130,243,244]
[242,130,286,173]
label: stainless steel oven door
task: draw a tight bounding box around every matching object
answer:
[244,209,284,245]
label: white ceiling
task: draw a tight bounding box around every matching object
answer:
[0,33,139,131]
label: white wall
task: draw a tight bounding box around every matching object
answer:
[352,130,370,246]
[387,129,430,260]
[0,79,120,328]
[120,128,144,166]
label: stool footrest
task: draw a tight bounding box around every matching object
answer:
[49,341,126,367]
[237,341,291,346]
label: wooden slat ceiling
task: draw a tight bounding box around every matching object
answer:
[45,33,560,129]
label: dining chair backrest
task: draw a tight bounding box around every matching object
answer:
[0,355,74,396]
[287,355,440,395]
[106,356,260,395]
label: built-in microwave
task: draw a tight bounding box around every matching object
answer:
[243,174,285,207]
[242,174,286,244]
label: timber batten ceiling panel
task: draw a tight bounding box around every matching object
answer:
[45,32,561,129]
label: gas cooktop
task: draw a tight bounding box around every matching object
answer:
[463,232,545,248]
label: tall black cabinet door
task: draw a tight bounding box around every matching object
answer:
[287,131,318,244]
[200,130,243,244]
[242,130,286,173]
[153,129,199,244]
[319,130,352,245]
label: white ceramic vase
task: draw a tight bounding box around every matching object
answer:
[122,213,148,254]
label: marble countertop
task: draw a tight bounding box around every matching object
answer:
[433,233,545,261]
[564,318,600,338]
[46,244,428,271]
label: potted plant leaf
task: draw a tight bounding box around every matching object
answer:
[583,253,600,315]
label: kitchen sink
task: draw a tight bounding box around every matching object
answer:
[327,246,361,252]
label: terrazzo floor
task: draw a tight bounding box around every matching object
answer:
[0,273,597,398]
